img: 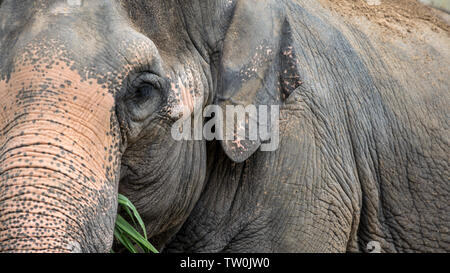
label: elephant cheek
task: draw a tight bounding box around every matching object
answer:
[165,69,206,121]
[0,66,121,252]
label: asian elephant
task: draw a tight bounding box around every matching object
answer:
[0,0,448,253]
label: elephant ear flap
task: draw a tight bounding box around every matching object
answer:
[217,0,300,163]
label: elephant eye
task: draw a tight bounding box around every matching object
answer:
[126,73,165,121]
[134,84,158,102]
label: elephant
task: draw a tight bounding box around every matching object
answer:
[0,0,448,253]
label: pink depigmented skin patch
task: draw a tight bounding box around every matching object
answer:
[166,67,205,120]
[232,138,246,150]
[0,42,122,252]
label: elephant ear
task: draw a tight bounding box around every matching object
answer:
[217,0,301,163]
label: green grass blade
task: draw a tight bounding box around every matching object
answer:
[117,194,147,240]
[114,194,158,253]
[115,214,158,253]
[114,228,137,253]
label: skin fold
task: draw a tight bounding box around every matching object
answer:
[0,0,448,252]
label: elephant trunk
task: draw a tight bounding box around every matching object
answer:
[0,66,122,252]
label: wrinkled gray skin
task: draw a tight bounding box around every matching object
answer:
[0,0,448,252]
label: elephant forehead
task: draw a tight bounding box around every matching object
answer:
[0,0,163,85]
[5,35,155,93]
[4,39,116,98]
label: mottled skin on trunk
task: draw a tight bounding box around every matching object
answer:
[0,59,119,252]
[0,2,131,252]
[0,0,449,253]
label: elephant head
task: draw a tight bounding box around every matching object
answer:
[0,0,299,252]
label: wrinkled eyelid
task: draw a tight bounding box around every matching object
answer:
[132,73,161,89]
